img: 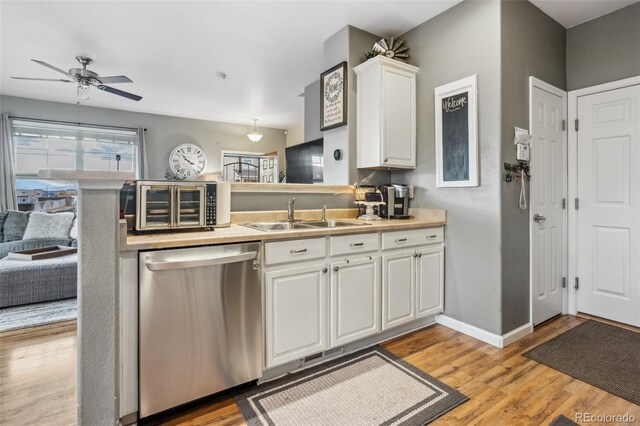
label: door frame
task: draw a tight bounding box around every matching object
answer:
[567,75,640,316]
[528,76,568,325]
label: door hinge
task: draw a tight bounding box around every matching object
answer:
[575,198,579,210]
[575,119,579,132]
[562,120,566,131]
[562,277,566,288]
[574,277,579,290]
[562,198,566,209]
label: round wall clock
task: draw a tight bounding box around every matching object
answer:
[169,143,207,179]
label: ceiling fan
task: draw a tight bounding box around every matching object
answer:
[11,56,143,102]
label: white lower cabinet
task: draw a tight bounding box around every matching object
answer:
[416,245,444,318]
[330,256,381,347]
[264,263,327,368]
[264,228,445,369]
[382,250,416,330]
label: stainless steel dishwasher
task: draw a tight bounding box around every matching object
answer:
[139,242,262,418]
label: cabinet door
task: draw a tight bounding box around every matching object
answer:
[330,256,380,347]
[382,250,416,330]
[416,245,444,318]
[265,264,327,368]
[381,68,416,168]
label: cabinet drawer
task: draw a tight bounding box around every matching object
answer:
[381,227,444,251]
[330,233,379,257]
[265,238,326,266]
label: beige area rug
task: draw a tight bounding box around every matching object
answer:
[234,345,468,426]
[524,320,640,406]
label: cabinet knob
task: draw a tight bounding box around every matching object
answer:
[417,253,422,258]
[322,267,328,273]
[384,157,388,163]
[333,266,340,272]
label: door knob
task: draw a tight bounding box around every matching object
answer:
[533,214,546,223]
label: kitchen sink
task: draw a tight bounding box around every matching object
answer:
[301,220,371,228]
[241,222,316,232]
[241,220,370,232]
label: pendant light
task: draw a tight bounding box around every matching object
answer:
[247,118,263,143]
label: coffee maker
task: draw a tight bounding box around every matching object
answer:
[378,184,411,219]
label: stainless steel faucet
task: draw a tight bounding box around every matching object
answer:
[287,198,297,222]
[321,205,327,222]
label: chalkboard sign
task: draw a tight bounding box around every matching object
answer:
[435,75,478,187]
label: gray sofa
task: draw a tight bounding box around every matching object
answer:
[0,210,77,307]
[0,210,76,259]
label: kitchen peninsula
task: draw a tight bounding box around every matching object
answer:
[119,207,447,419]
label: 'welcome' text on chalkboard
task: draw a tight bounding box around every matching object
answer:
[441,92,469,181]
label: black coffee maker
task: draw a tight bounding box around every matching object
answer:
[378,184,411,219]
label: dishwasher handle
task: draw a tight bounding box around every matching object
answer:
[144,251,258,271]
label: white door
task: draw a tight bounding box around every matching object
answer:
[265,264,327,368]
[530,81,567,326]
[576,84,640,327]
[382,250,415,330]
[415,245,444,319]
[330,256,380,347]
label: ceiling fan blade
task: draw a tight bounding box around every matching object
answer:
[98,75,133,84]
[97,85,142,101]
[11,77,73,82]
[31,59,75,79]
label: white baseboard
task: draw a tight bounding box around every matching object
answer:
[501,322,533,347]
[435,314,532,348]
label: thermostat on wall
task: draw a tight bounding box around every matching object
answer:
[333,149,343,161]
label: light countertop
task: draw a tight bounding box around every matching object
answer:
[123,209,446,251]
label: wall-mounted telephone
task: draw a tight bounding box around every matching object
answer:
[515,126,531,162]
[508,127,532,210]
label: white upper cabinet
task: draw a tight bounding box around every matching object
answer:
[354,56,419,169]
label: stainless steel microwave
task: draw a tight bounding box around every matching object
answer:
[123,180,217,231]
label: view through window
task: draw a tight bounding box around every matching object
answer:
[12,118,139,212]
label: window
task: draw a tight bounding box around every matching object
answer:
[11,118,140,212]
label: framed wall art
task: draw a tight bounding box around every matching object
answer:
[435,74,478,187]
[320,61,348,131]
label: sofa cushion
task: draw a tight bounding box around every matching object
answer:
[0,238,74,259]
[0,211,7,242]
[3,211,31,242]
[69,216,78,240]
[23,211,74,240]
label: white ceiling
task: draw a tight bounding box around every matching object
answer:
[3,1,637,131]
[0,1,462,131]
[528,0,639,28]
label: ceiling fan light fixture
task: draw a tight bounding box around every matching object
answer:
[247,118,263,143]
[77,83,90,101]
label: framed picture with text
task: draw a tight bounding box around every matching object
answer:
[320,61,348,131]
[435,74,478,187]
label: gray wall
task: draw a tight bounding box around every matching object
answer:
[392,0,503,335]
[322,25,384,185]
[500,0,566,333]
[0,95,287,180]
[566,2,640,91]
[1,95,358,211]
[304,80,322,143]
[322,26,351,185]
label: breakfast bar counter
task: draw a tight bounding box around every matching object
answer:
[122,208,446,251]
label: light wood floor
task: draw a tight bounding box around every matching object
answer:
[1,315,639,426]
